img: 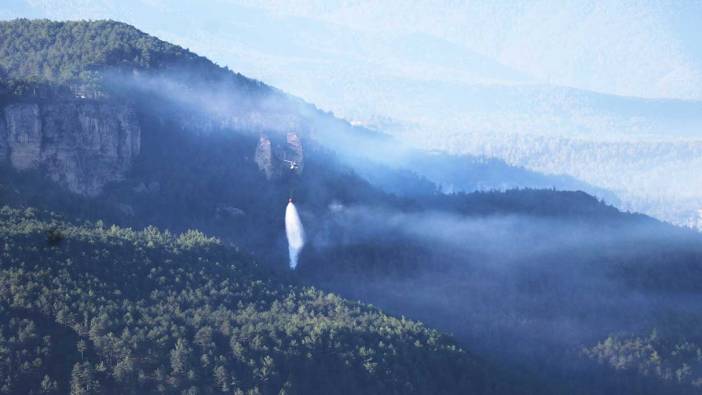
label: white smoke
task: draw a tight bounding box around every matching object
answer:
[285,201,306,269]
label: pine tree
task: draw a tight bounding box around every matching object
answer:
[77,340,87,360]
[70,362,100,395]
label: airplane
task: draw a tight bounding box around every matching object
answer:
[283,159,299,170]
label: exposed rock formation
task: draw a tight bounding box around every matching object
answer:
[0,101,141,196]
[254,132,304,180]
[254,135,275,179]
[4,104,42,170]
[286,132,304,174]
[0,111,7,163]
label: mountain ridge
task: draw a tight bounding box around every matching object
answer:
[0,18,618,204]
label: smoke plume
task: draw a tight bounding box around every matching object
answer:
[285,201,306,269]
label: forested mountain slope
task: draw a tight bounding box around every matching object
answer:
[0,18,610,199]
[0,206,507,394]
[0,19,260,91]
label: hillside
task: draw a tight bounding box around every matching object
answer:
[0,18,610,199]
[0,19,260,93]
[2,19,702,395]
[0,205,505,394]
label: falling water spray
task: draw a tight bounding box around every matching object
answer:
[285,200,305,269]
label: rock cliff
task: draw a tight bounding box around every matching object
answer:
[4,104,42,170]
[0,100,141,196]
[254,135,275,179]
[285,132,304,173]
[0,111,7,163]
[254,132,304,179]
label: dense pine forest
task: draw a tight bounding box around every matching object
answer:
[0,206,505,394]
[0,19,258,93]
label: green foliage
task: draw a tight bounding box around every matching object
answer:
[584,330,702,390]
[0,19,193,85]
[0,19,265,100]
[0,206,491,394]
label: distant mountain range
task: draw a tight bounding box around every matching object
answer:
[358,80,702,229]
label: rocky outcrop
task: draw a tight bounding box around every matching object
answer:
[286,132,304,174]
[0,111,7,163]
[254,132,304,179]
[0,101,141,196]
[254,135,275,179]
[4,104,42,170]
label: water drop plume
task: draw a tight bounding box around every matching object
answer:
[285,201,305,269]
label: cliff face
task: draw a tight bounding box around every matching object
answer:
[0,110,8,163]
[254,135,275,179]
[4,104,42,170]
[286,132,304,173]
[254,132,304,180]
[0,101,141,196]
